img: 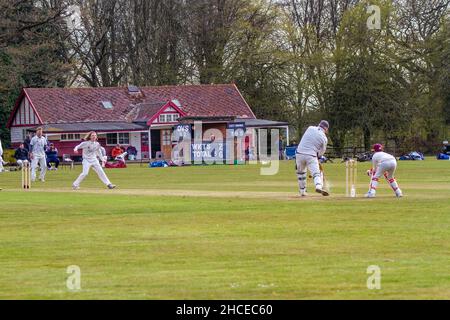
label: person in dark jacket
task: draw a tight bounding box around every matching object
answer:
[46,144,60,170]
[277,137,285,160]
[126,145,138,161]
[443,141,450,155]
[14,143,29,168]
[23,133,33,152]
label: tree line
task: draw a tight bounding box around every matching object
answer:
[0,0,449,155]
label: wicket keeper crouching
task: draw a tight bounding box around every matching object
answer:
[366,144,403,198]
[296,120,330,197]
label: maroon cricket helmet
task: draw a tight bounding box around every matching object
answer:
[373,144,383,152]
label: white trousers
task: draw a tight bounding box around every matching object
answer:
[369,160,401,195]
[31,156,47,181]
[0,156,4,172]
[17,160,29,168]
[296,154,323,192]
[73,160,111,187]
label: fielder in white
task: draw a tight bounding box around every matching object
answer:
[0,137,4,173]
[73,131,116,190]
[366,144,403,198]
[0,138,3,190]
[99,146,108,168]
[29,127,48,182]
[296,120,330,197]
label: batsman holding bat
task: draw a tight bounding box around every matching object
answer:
[366,144,403,198]
[296,120,330,197]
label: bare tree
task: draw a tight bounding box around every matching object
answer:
[184,0,242,84]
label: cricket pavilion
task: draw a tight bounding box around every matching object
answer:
[7,84,289,164]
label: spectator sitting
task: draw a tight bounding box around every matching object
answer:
[248,147,256,161]
[14,143,29,168]
[126,145,138,161]
[112,144,124,159]
[443,141,450,155]
[46,144,60,170]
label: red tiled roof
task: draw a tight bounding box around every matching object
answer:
[132,102,167,123]
[21,84,256,125]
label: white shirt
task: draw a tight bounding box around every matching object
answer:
[30,136,48,157]
[0,139,3,156]
[74,141,103,163]
[372,151,396,167]
[99,147,108,163]
[297,126,328,157]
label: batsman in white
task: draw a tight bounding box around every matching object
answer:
[72,131,116,190]
[29,127,48,182]
[366,144,403,198]
[296,120,330,197]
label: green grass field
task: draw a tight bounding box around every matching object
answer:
[0,160,449,300]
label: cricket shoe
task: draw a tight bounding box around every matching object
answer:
[396,190,403,198]
[316,187,330,197]
[365,192,376,198]
[108,184,117,190]
[72,185,80,191]
[300,190,308,197]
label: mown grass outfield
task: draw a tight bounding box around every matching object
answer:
[0,159,449,300]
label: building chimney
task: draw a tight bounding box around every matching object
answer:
[127,85,144,101]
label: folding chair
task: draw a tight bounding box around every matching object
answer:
[61,154,74,170]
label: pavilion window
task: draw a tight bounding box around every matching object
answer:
[107,133,118,145]
[118,133,130,145]
[101,101,113,109]
[61,133,82,141]
[162,130,171,146]
[159,114,179,123]
[107,133,129,145]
